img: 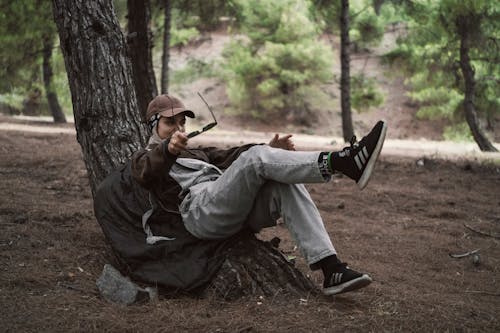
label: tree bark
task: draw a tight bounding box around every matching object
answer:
[340,0,354,142]
[161,0,172,94]
[127,0,158,121]
[42,37,67,123]
[207,233,318,300]
[52,0,149,196]
[457,16,498,152]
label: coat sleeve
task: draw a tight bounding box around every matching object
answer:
[130,139,179,190]
[204,143,262,169]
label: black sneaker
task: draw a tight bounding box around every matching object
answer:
[334,120,387,190]
[323,263,372,296]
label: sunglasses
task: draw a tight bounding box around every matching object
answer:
[165,92,217,138]
[187,92,218,138]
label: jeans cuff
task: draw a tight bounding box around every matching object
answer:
[308,249,337,270]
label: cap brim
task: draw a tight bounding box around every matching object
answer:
[158,108,195,118]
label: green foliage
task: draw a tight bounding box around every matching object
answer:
[222,0,333,120]
[151,6,200,47]
[443,122,474,142]
[0,0,73,116]
[351,74,384,111]
[51,49,73,115]
[174,0,237,30]
[385,0,499,135]
[406,71,462,120]
[381,46,410,67]
[473,59,500,122]
[0,90,25,110]
[312,0,385,49]
[0,1,55,92]
[350,6,385,49]
[170,26,200,47]
[377,1,403,25]
[233,0,318,47]
[310,0,339,33]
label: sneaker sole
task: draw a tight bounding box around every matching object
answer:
[357,121,387,190]
[323,274,372,296]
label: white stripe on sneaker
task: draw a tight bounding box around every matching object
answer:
[362,146,369,160]
[359,151,366,164]
[354,155,363,170]
[330,272,343,285]
[355,147,371,171]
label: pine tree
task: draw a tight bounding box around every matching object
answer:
[0,0,66,122]
[223,0,333,124]
[387,0,499,151]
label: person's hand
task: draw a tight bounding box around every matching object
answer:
[168,131,188,155]
[269,133,295,151]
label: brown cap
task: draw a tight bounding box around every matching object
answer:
[146,94,195,121]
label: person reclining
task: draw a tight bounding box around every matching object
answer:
[131,94,387,295]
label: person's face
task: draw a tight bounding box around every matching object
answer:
[157,114,186,139]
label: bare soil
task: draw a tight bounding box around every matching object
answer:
[1,121,500,332]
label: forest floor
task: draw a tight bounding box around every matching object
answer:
[2,28,500,332]
[1,116,500,332]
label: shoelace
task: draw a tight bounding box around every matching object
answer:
[350,135,359,149]
[340,136,359,154]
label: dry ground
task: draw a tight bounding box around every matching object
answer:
[1,122,499,332]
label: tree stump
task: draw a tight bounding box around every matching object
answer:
[207,233,318,301]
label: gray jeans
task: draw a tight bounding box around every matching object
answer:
[180,145,337,266]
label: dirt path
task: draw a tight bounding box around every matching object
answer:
[2,116,499,161]
[1,121,500,332]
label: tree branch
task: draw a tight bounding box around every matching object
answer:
[350,4,371,19]
[465,290,500,297]
[464,224,500,239]
[449,249,480,259]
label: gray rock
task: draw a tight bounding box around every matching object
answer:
[472,254,481,266]
[96,264,157,305]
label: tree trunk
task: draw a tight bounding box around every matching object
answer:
[340,0,354,142]
[161,0,172,94]
[457,16,497,152]
[207,233,318,300]
[52,0,149,196]
[127,0,158,121]
[42,37,67,123]
[52,0,317,300]
[486,112,494,131]
[373,0,384,16]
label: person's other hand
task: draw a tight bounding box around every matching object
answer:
[269,133,295,151]
[168,131,188,155]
